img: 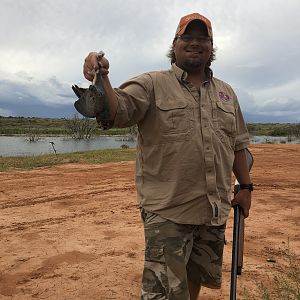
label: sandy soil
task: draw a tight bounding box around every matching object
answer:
[0,144,299,300]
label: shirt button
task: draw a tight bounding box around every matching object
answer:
[208,191,213,195]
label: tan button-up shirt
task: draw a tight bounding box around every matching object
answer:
[113,64,249,225]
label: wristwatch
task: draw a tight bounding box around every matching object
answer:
[239,183,254,191]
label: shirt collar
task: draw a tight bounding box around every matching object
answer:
[171,63,213,86]
[172,63,187,81]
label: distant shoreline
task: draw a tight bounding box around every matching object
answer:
[1,116,299,139]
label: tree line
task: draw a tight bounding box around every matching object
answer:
[0,116,299,139]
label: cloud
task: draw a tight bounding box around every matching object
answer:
[0,0,300,122]
[0,71,75,117]
[255,97,300,118]
[0,72,73,105]
[0,107,14,117]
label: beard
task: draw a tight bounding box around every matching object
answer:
[181,58,205,72]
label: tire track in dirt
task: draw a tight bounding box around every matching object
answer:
[0,250,97,297]
[0,210,96,231]
[0,185,135,209]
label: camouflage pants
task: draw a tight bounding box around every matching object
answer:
[140,209,226,300]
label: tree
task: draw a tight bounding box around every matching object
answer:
[64,114,98,139]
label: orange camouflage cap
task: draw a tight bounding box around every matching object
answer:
[175,13,213,39]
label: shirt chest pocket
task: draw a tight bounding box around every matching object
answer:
[156,99,189,134]
[214,101,236,136]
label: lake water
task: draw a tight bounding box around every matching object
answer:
[0,135,298,157]
[0,135,136,157]
[250,135,300,144]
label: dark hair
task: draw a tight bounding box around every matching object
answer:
[166,38,216,68]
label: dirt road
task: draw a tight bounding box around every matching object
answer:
[0,144,299,299]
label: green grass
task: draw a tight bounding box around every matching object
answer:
[243,246,300,300]
[0,148,136,172]
[260,253,300,300]
[247,123,300,137]
[1,117,300,137]
[0,116,69,135]
[0,116,132,136]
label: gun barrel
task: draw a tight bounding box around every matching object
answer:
[230,148,253,299]
[230,204,242,300]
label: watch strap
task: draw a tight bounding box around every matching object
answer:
[239,183,254,191]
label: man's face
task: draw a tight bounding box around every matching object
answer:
[173,21,212,72]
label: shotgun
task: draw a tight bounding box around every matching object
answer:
[230,148,254,300]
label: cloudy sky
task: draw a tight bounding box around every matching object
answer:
[0,0,299,122]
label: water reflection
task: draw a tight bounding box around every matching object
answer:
[0,135,298,157]
[250,135,299,144]
[0,136,136,157]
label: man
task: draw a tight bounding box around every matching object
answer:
[83,12,252,300]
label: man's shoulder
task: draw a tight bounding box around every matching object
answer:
[141,69,176,86]
[119,69,172,90]
[146,69,173,77]
[130,69,172,83]
[211,77,234,91]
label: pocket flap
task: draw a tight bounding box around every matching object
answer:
[145,246,165,262]
[156,98,187,111]
[216,101,235,115]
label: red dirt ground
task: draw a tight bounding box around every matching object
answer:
[0,144,299,299]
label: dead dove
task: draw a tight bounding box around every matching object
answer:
[72,51,113,130]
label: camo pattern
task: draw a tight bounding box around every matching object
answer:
[140,209,226,299]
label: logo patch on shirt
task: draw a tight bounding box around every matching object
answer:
[219,91,232,102]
